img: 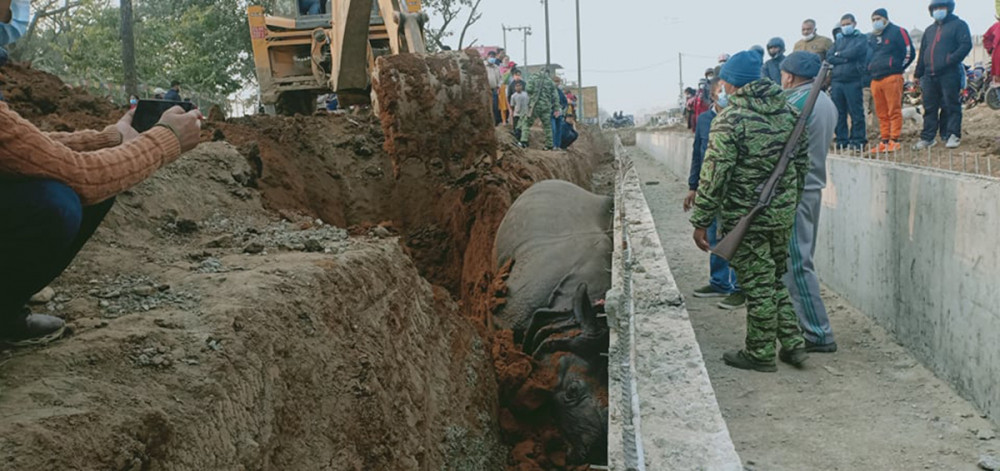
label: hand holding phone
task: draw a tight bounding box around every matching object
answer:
[132,99,195,133]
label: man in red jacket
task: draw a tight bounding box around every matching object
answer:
[986,20,1000,84]
[868,8,915,153]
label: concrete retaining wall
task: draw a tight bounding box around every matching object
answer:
[636,130,1000,424]
[607,136,742,471]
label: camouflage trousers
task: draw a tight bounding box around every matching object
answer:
[518,108,554,148]
[729,229,805,362]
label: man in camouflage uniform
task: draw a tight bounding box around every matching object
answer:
[690,49,810,372]
[518,69,561,150]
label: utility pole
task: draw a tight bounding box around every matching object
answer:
[502,24,507,51]
[503,25,532,66]
[575,0,583,120]
[678,52,684,107]
[543,0,551,71]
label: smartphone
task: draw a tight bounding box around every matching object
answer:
[132,99,195,133]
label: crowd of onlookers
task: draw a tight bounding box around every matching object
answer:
[483,48,580,151]
[685,0,998,153]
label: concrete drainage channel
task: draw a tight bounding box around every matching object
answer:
[606,136,742,470]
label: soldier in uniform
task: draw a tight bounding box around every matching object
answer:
[690,49,810,372]
[518,69,561,150]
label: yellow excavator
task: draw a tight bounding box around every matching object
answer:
[247,0,428,114]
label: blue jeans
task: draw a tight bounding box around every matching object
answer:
[707,219,739,294]
[551,115,565,149]
[0,180,114,329]
[831,80,867,147]
[300,0,322,15]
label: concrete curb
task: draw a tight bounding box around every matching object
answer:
[607,136,742,471]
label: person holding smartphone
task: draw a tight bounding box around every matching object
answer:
[0,0,204,346]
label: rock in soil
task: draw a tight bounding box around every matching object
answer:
[981,454,1000,470]
[29,286,56,304]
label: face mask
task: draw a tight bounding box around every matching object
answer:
[716,90,729,108]
[872,20,886,32]
[842,25,856,36]
[932,9,947,21]
[129,99,138,105]
[804,33,816,40]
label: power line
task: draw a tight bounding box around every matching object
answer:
[581,58,677,74]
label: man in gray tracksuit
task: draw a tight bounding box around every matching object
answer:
[779,52,840,353]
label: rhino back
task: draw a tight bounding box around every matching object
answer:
[494,180,613,333]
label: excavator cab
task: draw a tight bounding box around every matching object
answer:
[247,0,426,115]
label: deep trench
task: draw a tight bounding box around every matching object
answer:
[229,115,617,469]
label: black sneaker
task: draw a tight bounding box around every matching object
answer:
[722,350,777,373]
[804,340,838,353]
[778,347,809,367]
[1,308,67,348]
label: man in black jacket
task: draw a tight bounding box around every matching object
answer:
[762,37,786,84]
[868,8,915,153]
[828,13,869,150]
[914,0,972,150]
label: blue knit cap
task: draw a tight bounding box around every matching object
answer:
[719,50,763,87]
[781,51,822,78]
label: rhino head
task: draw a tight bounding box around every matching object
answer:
[524,283,609,465]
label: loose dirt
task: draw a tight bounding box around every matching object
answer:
[629,145,1000,470]
[0,62,119,131]
[0,63,615,470]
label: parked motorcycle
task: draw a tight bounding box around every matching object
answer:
[961,63,990,110]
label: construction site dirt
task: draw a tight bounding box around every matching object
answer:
[0,64,614,470]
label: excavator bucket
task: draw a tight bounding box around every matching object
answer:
[371,49,498,178]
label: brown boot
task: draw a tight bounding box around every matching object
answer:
[723,350,777,373]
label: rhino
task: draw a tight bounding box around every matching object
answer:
[494,179,612,465]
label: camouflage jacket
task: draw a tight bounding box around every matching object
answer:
[690,79,809,233]
[525,71,559,113]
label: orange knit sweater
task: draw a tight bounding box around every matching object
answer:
[0,102,182,205]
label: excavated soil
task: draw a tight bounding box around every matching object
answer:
[1,63,615,469]
[0,62,120,131]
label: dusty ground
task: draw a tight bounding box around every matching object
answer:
[629,145,1000,471]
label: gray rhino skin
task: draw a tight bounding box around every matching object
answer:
[493,179,612,465]
[494,179,613,335]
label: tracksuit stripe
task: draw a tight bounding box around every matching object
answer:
[790,219,824,343]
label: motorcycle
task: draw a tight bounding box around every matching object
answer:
[961,63,990,110]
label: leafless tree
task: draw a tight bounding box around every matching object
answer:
[423,0,483,51]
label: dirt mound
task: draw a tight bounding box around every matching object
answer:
[0,62,119,131]
[0,141,506,470]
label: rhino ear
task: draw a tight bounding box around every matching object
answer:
[572,283,597,331]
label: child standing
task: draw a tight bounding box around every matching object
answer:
[510,81,529,141]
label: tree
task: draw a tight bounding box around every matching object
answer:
[422,0,483,51]
[120,0,137,96]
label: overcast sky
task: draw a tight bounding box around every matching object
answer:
[433,0,996,115]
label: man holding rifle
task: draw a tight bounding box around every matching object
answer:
[690,49,811,373]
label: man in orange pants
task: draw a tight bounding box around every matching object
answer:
[867,8,915,152]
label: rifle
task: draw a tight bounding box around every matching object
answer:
[712,62,832,262]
